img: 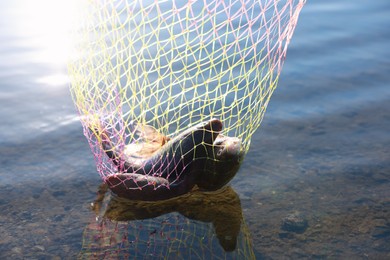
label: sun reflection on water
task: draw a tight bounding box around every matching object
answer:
[4,0,87,86]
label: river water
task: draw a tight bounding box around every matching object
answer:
[0,0,389,259]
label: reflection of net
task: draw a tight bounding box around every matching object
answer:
[79,184,255,258]
[80,215,254,259]
[68,0,305,192]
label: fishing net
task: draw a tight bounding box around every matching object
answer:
[68,0,305,199]
[80,184,255,258]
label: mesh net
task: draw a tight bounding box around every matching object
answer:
[80,184,255,258]
[68,0,305,199]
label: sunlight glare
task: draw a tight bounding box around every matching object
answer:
[8,0,88,87]
[13,0,87,66]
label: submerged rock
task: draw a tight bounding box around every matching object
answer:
[281,211,308,233]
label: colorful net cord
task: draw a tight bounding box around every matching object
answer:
[68,0,306,198]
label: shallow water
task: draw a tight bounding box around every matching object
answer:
[1,0,389,259]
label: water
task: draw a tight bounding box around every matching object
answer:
[1,0,389,259]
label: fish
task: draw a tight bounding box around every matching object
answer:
[92,119,226,200]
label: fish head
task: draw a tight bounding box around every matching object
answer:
[213,135,244,163]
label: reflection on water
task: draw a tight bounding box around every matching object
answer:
[80,184,254,258]
[0,0,86,143]
[0,0,389,259]
[1,0,85,66]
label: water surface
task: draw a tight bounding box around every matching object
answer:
[0,0,389,258]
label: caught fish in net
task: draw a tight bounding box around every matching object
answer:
[68,0,306,200]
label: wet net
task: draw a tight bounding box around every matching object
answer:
[68,0,305,200]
